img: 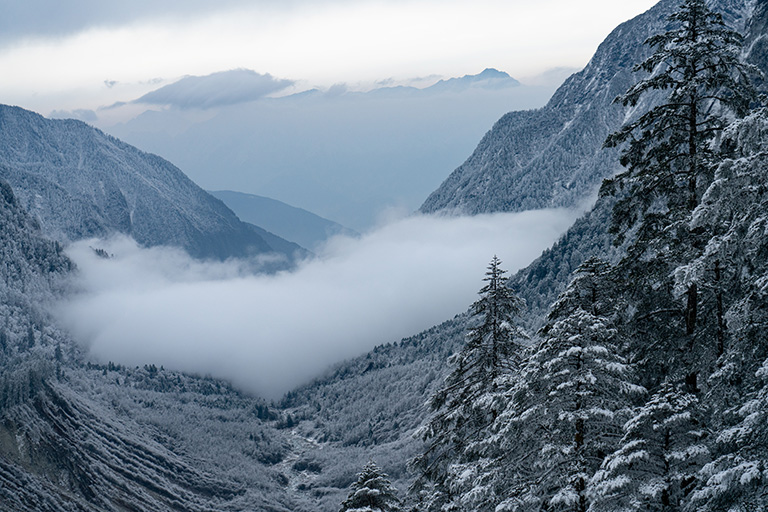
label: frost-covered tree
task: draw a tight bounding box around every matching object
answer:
[462,255,526,387]
[681,107,768,512]
[590,381,709,511]
[604,0,759,220]
[516,261,643,512]
[340,461,401,512]
[600,0,760,393]
[459,260,642,512]
[410,256,525,511]
[693,361,768,511]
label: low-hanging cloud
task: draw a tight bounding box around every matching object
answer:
[56,209,577,398]
[134,69,294,109]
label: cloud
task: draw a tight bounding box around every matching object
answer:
[0,0,283,46]
[134,69,294,109]
[56,210,576,398]
[49,109,98,122]
[520,66,581,87]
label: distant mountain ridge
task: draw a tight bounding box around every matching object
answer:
[425,68,520,93]
[106,68,551,231]
[420,0,755,215]
[0,104,302,261]
[210,190,357,251]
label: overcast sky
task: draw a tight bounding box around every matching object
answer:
[0,0,658,115]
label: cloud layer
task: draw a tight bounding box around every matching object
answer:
[0,0,264,45]
[134,69,294,109]
[57,210,576,398]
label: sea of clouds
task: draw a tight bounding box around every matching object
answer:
[57,209,577,398]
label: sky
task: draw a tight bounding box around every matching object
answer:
[57,208,578,398]
[0,0,659,116]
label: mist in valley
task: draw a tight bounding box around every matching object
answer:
[57,208,578,398]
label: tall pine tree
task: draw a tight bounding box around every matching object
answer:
[604,0,758,219]
[601,0,759,392]
[410,256,525,511]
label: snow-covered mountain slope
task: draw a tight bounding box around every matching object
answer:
[0,105,302,261]
[210,190,357,252]
[0,179,302,511]
[745,0,768,84]
[420,0,754,215]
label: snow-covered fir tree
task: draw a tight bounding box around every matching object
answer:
[590,380,709,511]
[456,260,643,512]
[514,260,643,512]
[410,256,525,511]
[603,0,759,218]
[340,461,401,512]
[683,107,768,512]
[600,0,760,393]
[694,361,768,511]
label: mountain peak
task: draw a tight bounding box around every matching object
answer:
[477,67,511,79]
[426,69,520,93]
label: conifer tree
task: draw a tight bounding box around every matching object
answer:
[515,260,643,512]
[457,260,643,512]
[600,0,759,392]
[685,107,768,512]
[590,381,709,511]
[693,361,768,511]
[604,0,758,221]
[410,256,525,511]
[340,461,401,512]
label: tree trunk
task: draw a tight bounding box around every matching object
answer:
[685,283,698,335]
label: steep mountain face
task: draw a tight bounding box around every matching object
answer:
[745,0,768,82]
[210,190,357,251]
[420,0,754,215]
[0,105,302,261]
[0,179,72,296]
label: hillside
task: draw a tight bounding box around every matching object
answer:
[0,105,302,262]
[0,179,302,511]
[420,0,753,215]
[210,190,357,251]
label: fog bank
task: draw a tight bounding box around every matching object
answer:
[57,210,576,398]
